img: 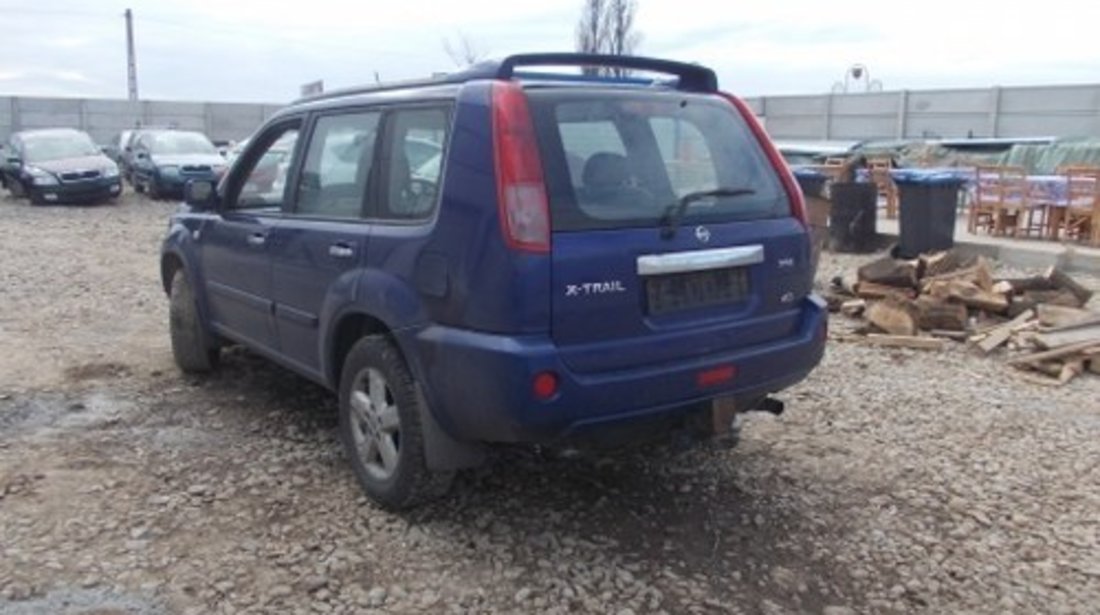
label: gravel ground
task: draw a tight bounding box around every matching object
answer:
[1,191,1098,614]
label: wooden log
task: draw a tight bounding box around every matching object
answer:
[919,250,961,278]
[1044,314,1100,333]
[975,309,1035,354]
[1001,276,1058,293]
[840,299,867,317]
[1034,325,1100,350]
[824,292,848,313]
[1037,304,1096,329]
[856,281,916,300]
[858,256,918,288]
[972,316,1011,336]
[975,256,995,292]
[862,334,945,350]
[1007,341,1100,365]
[1007,296,1039,318]
[866,298,919,336]
[991,280,1015,296]
[1045,266,1094,306]
[921,263,984,291]
[929,329,970,341]
[1023,289,1087,308]
[1014,371,1062,387]
[1057,359,1086,385]
[1028,361,1065,378]
[924,279,952,300]
[830,275,859,297]
[915,295,968,331]
[945,280,1009,314]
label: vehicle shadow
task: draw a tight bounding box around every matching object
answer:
[183,347,868,613]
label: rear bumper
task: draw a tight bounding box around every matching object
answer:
[404,295,827,444]
[31,178,122,204]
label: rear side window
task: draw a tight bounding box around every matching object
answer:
[376,107,449,221]
[529,91,787,231]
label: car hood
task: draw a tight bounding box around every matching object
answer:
[151,153,226,167]
[32,155,114,174]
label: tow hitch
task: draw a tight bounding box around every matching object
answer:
[754,396,785,416]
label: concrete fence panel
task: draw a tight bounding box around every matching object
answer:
[6,84,1100,147]
[747,82,1100,142]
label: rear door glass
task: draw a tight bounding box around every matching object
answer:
[529,90,788,231]
[295,111,380,218]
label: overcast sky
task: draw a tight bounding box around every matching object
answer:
[2,0,1098,103]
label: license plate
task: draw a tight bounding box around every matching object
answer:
[645,267,750,315]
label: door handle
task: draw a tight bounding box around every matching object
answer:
[328,243,355,259]
[246,233,266,247]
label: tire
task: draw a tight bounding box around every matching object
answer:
[147,178,160,200]
[168,269,218,373]
[26,184,44,206]
[338,335,454,509]
[134,176,146,194]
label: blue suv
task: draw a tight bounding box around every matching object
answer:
[161,54,827,509]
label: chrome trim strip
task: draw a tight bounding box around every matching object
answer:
[636,245,764,276]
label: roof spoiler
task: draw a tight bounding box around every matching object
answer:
[483,53,719,93]
[296,53,719,104]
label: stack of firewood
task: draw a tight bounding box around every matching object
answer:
[827,251,1099,385]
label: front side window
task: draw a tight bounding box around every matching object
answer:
[378,107,449,220]
[294,112,381,219]
[233,125,300,210]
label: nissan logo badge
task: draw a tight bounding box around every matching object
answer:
[694,226,711,243]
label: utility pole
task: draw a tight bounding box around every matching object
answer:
[125,8,138,101]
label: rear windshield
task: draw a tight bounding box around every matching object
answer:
[527,89,788,231]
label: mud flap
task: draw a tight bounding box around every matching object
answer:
[415,385,487,471]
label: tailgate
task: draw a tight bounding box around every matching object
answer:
[551,217,811,374]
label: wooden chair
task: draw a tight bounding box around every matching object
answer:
[1062,167,1100,245]
[970,166,1030,236]
[817,156,848,181]
[867,157,899,218]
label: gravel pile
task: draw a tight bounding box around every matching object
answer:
[1,192,1097,613]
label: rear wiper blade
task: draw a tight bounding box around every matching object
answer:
[659,187,755,239]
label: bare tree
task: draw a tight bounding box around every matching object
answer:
[575,0,605,74]
[605,0,641,69]
[575,0,640,75]
[443,32,487,67]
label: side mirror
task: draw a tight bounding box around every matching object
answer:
[184,179,217,210]
[135,152,148,160]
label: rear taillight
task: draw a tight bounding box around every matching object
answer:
[719,92,809,228]
[492,82,550,253]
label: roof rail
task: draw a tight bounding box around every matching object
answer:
[293,74,471,104]
[293,53,718,104]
